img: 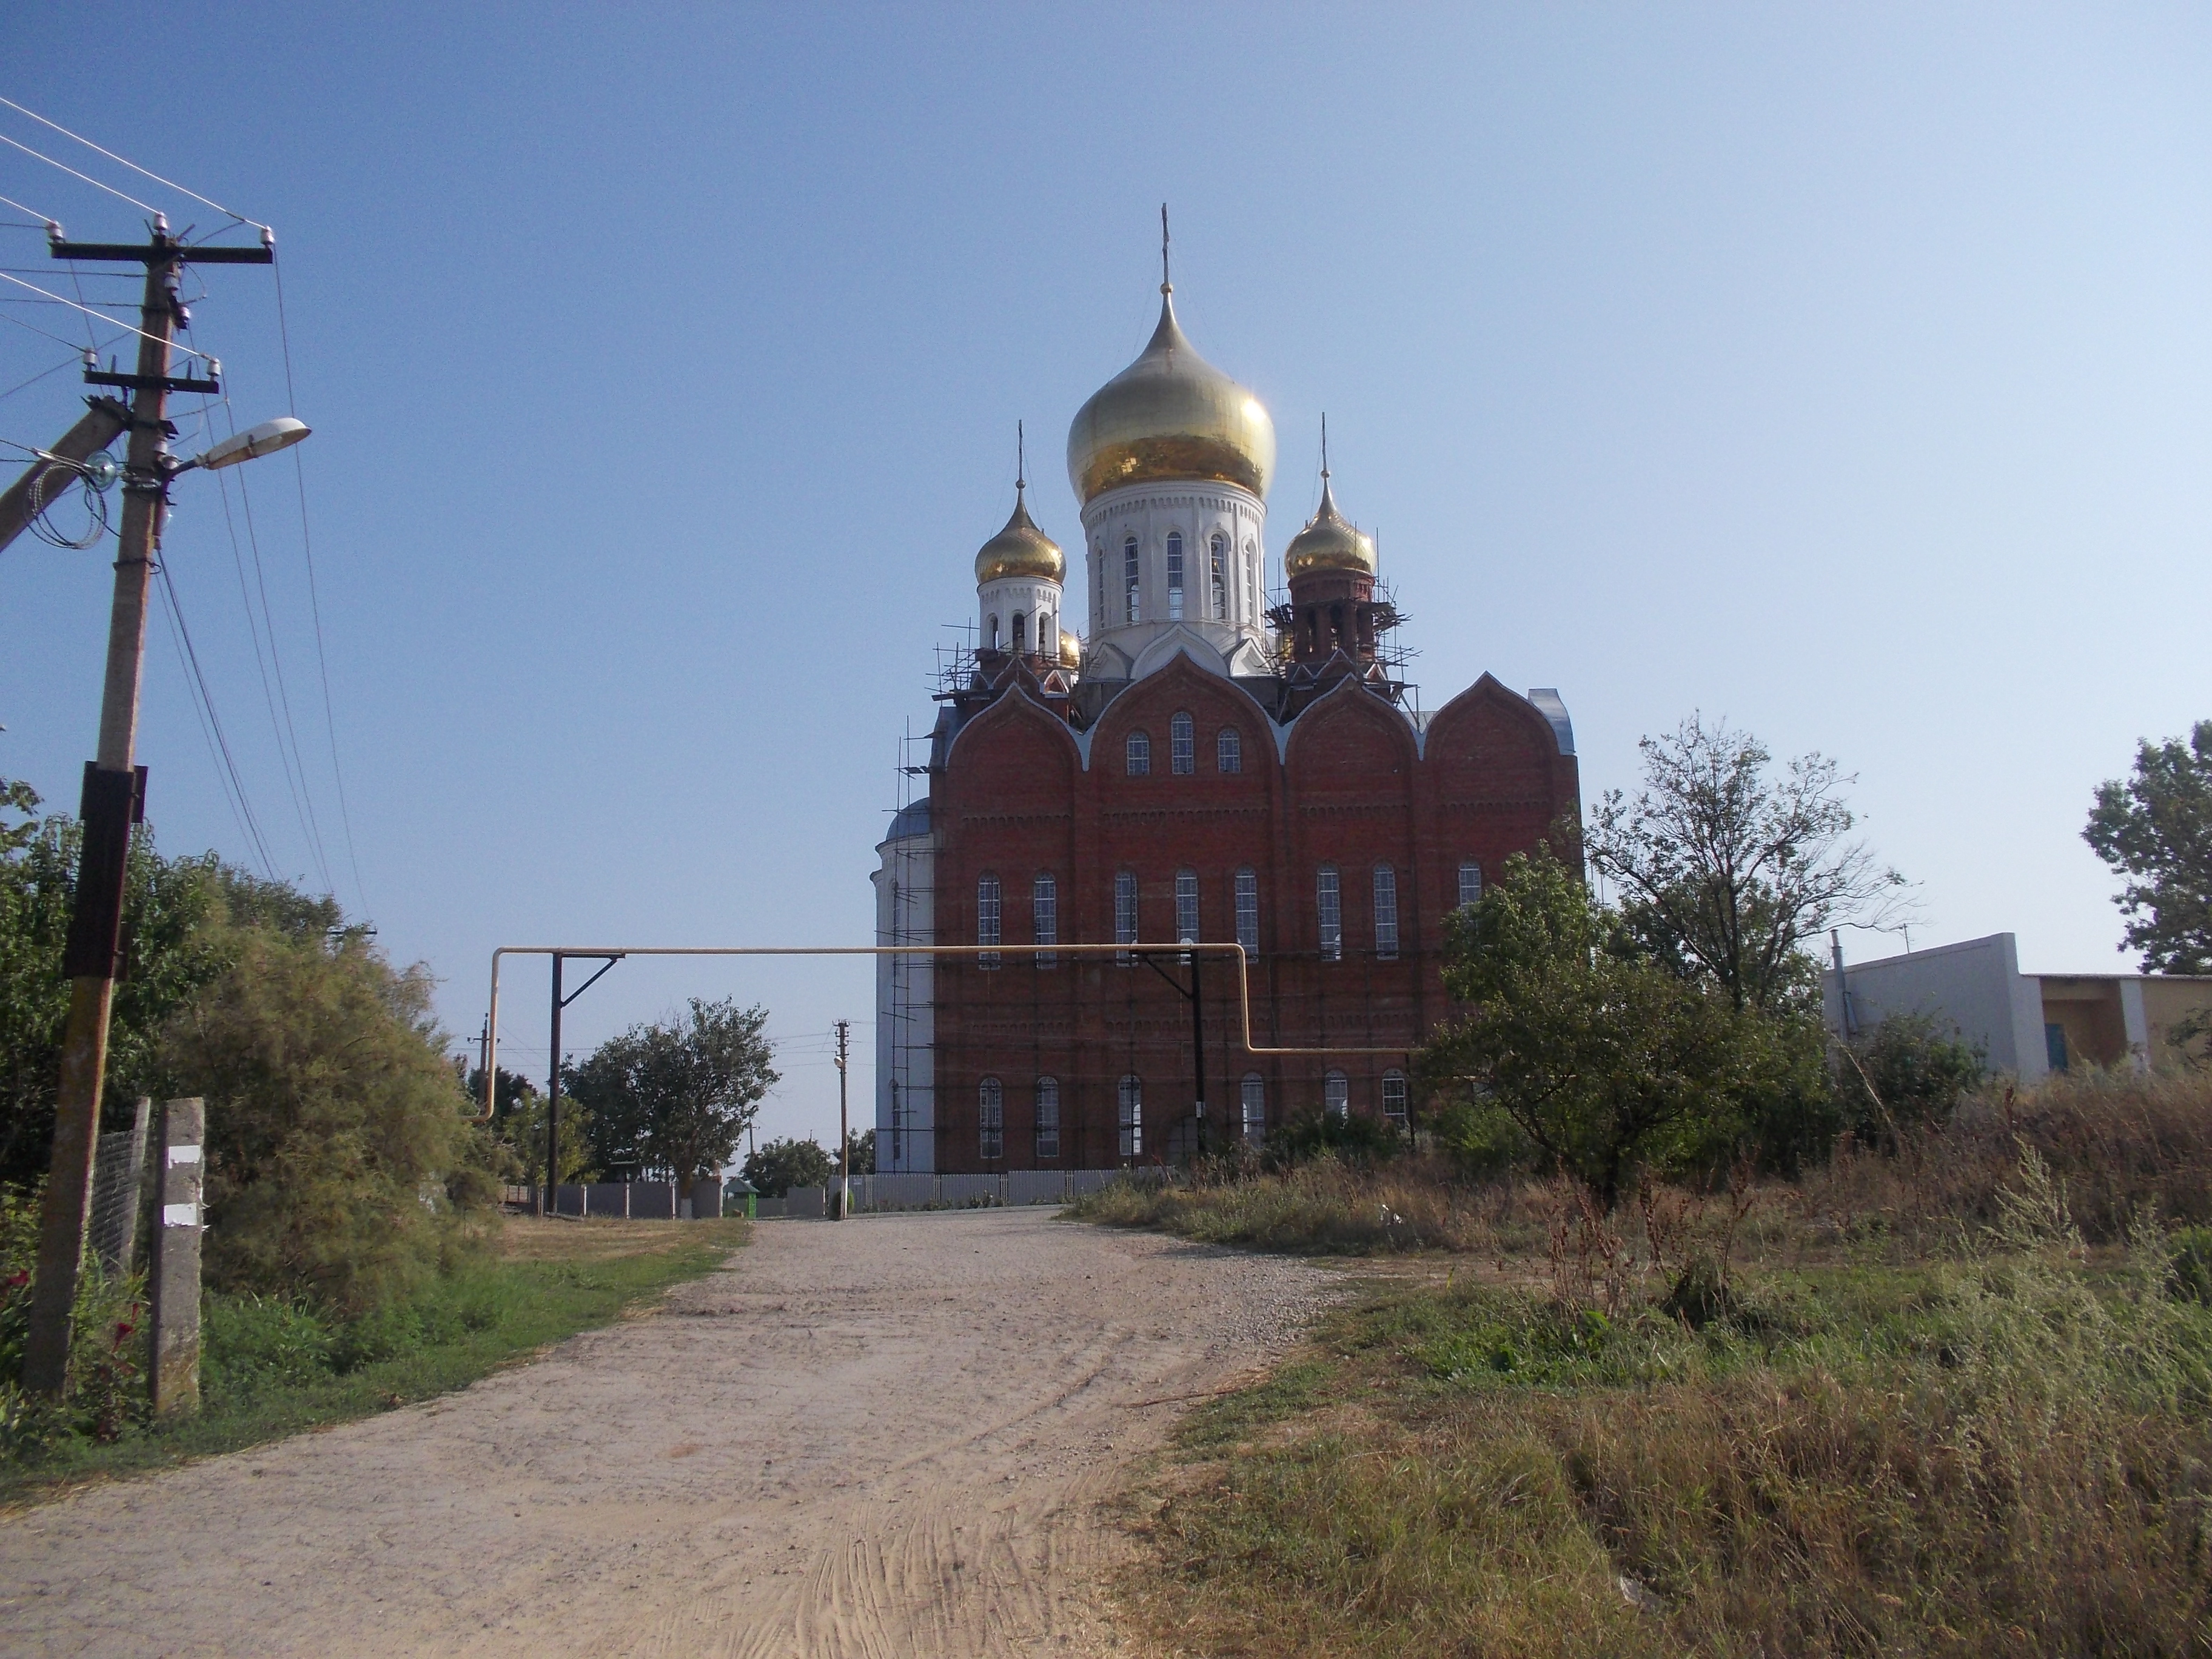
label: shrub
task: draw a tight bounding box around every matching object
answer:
[1836,1010,1986,1144]
[161,928,497,1316]
[1267,1107,1405,1170]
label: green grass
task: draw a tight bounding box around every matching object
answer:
[0,1216,749,1505]
[1121,1164,2212,1657]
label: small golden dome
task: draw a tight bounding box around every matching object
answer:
[974,486,1064,584]
[1060,631,1082,667]
[1065,289,1276,504]
[1282,475,1376,578]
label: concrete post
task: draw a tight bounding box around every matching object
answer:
[150,1097,204,1419]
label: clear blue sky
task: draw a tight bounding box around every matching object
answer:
[5,5,2208,1150]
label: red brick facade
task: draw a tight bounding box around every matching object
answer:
[925,654,1580,1171]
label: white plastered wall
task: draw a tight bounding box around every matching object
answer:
[1081,479,1269,673]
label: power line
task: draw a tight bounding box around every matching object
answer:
[0,190,56,222]
[0,96,264,230]
[196,371,333,895]
[153,546,281,879]
[0,271,213,361]
[0,131,158,215]
[270,250,367,917]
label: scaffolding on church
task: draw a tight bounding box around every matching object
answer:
[880,714,938,1171]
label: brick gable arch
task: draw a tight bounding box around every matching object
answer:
[940,683,1083,804]
[1281,678,1422,964]
[1088,652,1277,779]
[1422,674,1584,921]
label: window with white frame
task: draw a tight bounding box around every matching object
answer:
[979,1076,1004,1159]
[1033,872,1057,970]
[1170,711,1195,774]
[977,874,1000,970]
[1244,541,1258,619]
[1373,864,1399,960]
[1458,861,1483,909]
[1124,535,1140,622]
[1166,531,1185,619]
[1210,533,1227,618]
[1175,869,1199,950]
[1241,1072,1265,1143]
[1126,729,1151,775]
[1011,612,1026,653]
[1235,867,1259,953]
[1115,869,1138,965]
[1316,865,1341,961]
[1118,1074,1143,1157]
[1035,1076,1061,1160]
[1324,1070,1349,1118]
[1217,726,1241,773]
[1382,1070,1409,1127]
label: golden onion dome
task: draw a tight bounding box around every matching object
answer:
[1059,631,1082,667]
[1282,475,1377,578]
[973,485,1065,584]
[1065,288,1276,504]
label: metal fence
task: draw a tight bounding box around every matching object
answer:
[843,1170,1147,1213]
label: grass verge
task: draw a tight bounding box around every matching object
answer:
[1118,1163,2212,1656]
[0,1214,748,1506]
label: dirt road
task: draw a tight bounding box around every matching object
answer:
[0,1208,1330,1657]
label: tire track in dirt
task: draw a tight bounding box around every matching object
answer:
[0,1208,1329,1657]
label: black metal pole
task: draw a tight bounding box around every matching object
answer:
[545,953,563,1215]
[1190,955,1207,1157]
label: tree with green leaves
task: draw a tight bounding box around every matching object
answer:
[1834,1013,1986,1147]
[2084,720,2212,974]
[564,998,777,1184]
[742,1136,833,1199]
[1586,717,1908,1013]
[1419,848,1787,1210]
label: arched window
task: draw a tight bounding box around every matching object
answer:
[1040,611,1056,656]
[1240,1073,1265,1143]
[1011,611,1026,653]
[1170,711,1195,774]
[1118,1075,1143,1158]
[1373,864,1399,960]
[1035,1076,1061,1160]
[1458,861,1483,910]
[978,1077,1004,1159]
[1095,552,1105,622]
[1382,1070,1409,1127]
[1124,535,1141,622]
[1166,531,1185,619]
[1324,1070,1349,1118]
[1033,873,1057,970]
[976,874,1001,970]
[1216,726,1242,774]
[1125,729,1151,776]
[1316,865,1342,962]
[1235,867,1259,953]
[987,614,1000,651]
[1175,869,1199,951]
[1244,540,1258,620]
[1114,869,1138,965]
[1210,533,1227,618]
[1329,603,1345,650]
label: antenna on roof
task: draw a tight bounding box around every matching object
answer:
[1160,202,1171,294]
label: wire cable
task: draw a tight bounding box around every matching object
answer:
[0,346,81,403]
[271,250,367,915]
[199,371,335,896]
[0,190,56,221]
[0,270,213,361]
[0,131,159,215]
[0,97,263,230]
[153,546,281,879]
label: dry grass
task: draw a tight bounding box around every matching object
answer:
[494,1214,751,1264]
[1107,1073,2212,1657]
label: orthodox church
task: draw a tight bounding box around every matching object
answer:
[873,264,1581,1173]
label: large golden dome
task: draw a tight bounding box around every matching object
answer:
[1065,289,1276,504]
[1283,475,1376,578]
[974,486,1064,583]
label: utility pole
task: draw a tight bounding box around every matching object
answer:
[543,952,621,1215]
[22,219,273,1394]
[834,1019,851,1219]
